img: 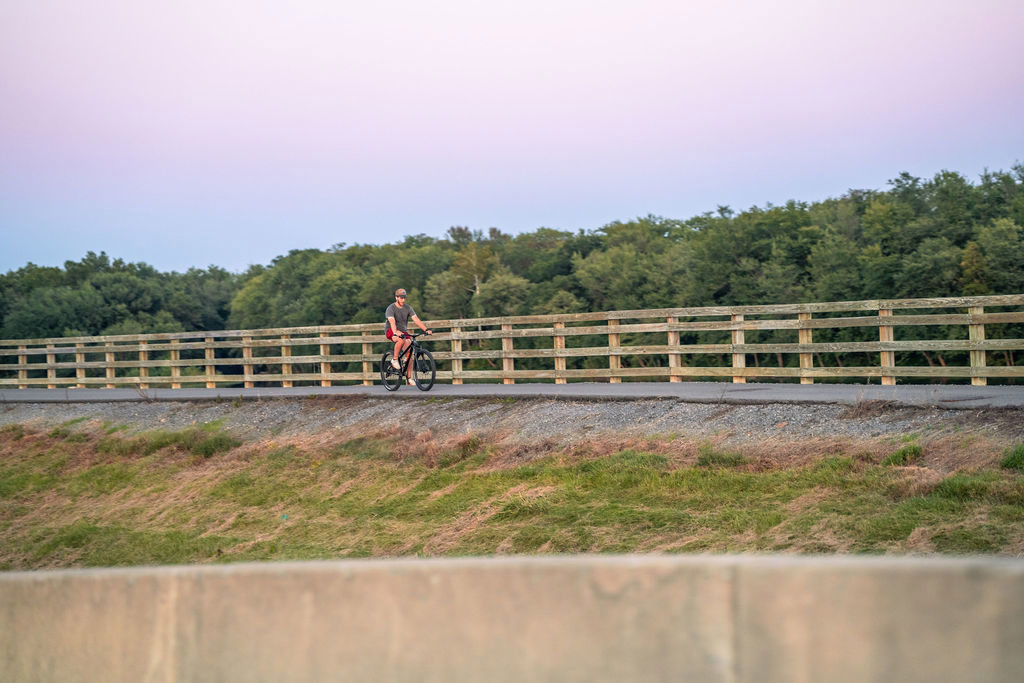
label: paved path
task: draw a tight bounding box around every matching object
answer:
[3,382,1023,408]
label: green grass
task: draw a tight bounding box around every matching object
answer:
[696,443,749,468]
[27,520,235,567]
[96,424,241,459]
[1,424,25,440]
[1001,444,1024,472]
[2,423,1024,569]
[882,443,924,466]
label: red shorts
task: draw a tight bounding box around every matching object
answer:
[386,328,404,341]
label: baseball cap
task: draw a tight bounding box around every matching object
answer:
[395,288,407,297]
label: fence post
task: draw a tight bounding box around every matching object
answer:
[879,308,895,385]
[17,345,27,389]
[75,343,85,388]
[281,336,292,388]
[667,317,681,382]
[105,346,115,389]
[319,333,331,387]
[451,327,463,385]
[798,312,814,384]
[46,343,56,389]
[731,314,746,383]
[501,324,514,384]
[554,321,566,384]
[243,336,254,388]
[362,338,373,387]
[170,339,181,389]
[608,319,621,383]
[138,341,149,389]
[205,337,216,388]
[968,306,987,386]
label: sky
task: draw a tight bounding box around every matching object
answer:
[1,0,1022,274]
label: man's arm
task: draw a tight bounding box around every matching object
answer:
[388,316,399,334]
[411,315,432,334]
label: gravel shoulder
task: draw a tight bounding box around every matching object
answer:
[3,395,1022,463]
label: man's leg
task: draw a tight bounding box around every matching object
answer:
[392,336,404,369]
[400,338,413,378]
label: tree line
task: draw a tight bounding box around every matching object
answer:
[3,166,1023,342]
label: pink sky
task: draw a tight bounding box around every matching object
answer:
[2,0,1022,272]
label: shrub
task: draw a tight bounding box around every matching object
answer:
[191,432,241,458]
[696,443,748,468]
[935,473,999,501]
[97,435,143,457]
[1000,444,1024,472]
[882,444,923,466]
[97,427,241,459]
[439,436,482,468]
[1,424,26,441]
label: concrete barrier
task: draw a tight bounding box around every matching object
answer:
[2,555,1022,682]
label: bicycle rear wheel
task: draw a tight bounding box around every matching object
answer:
[380,351,402,391]
[412,348,435,391]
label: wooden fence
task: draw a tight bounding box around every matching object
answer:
[2,295,1023,389]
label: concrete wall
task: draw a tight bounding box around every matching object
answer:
[2,555,1022,682]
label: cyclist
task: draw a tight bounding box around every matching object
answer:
[385,288,432,385]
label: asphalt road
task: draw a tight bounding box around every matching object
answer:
[3,382,1023,409]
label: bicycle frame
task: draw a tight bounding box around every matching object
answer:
[394,332,426,374]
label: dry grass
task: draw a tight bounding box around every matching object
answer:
[3,417,1023,569]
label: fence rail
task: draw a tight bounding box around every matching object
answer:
[2,295,1023,389]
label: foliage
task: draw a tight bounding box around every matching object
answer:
[1,252,241,339]
[95,424,241,459]
[696,443,749,468]
[3,166,1024,349]
[1002,445,1024,472]
[883,444,924,467]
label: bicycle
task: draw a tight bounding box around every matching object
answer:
[380,331,436,391]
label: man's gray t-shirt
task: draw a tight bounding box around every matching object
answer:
[385,302,416,333]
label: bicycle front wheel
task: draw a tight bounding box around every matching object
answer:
[380,351,402,391]
[413,348,435,391]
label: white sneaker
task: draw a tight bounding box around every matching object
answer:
[391,359,400,369]
[407,378,416,386]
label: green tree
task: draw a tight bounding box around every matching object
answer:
[304,265,365,324]
[452,242,498,298]
[531,289,586,315]
[863,198,913,255]
[857,244,901,299]
[501,228,575,281]
[809,231,864,302]
[572,245,650,311]
[424,270,473,320]
[472,269,533,317]
[227,249,337,328]
[967,219,1024,294]
[960,241,988,295]
[896,237,963,298]
[1,286,109,339]
[101,311,185,336]
[925,170,976,245]
[164,267,240,331]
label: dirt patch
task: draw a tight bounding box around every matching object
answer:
[884,467,946,500]
[904,527,937,554]
[839,400,905,419]
[427,482,461,500]
[786,488,837,513]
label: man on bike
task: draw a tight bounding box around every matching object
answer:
[385,288,432,385]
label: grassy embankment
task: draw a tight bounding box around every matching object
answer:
[2,418,1023,570]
